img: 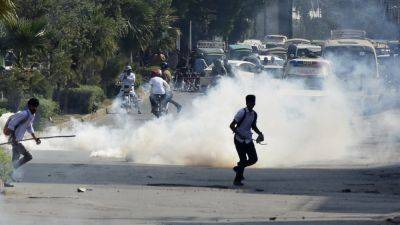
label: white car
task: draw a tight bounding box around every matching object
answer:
[282,58,332,96]
[226,60,260,78]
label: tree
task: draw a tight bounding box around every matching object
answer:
[3,17,47,66]
[47,0,125,85]
[0,0,16,21]
[171,0,265,45]
[119,0,154,60]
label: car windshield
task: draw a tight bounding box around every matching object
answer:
[297,48,321,57]
[205,54,224,65]
[230,50,252,60]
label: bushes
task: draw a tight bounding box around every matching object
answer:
[35,97,59,130]
[0,148,12,182]
[59,85,105,114]
[0,108,8,116]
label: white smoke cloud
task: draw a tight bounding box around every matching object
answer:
[24,73,360,167]
[1,66,399,167]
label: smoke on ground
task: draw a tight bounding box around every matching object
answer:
[1,68,399,167]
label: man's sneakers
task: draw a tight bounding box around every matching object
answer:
[4,182,14,187]
[233,166,245,186]
[233,179,244,186]
[233,166,245,181]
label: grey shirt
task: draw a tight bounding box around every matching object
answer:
[234,108,256,143]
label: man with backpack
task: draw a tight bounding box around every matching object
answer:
[229,95,264,186]
[4,98,41,174]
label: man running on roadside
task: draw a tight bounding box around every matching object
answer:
[4,98,41,185]
[230,95,264,186]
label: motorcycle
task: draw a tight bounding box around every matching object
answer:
[121,85,140,114]
[151,94,168,118]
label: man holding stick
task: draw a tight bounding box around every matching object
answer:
[5,98,41,171]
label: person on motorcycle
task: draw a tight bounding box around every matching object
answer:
[211,59,227,76]
[119,65,141,114]
[209,59,227,87]
[161,62,182,113]
[194,53,208,76]
[149,69,170,115]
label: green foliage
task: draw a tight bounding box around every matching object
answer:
[119,0,155,55]
[34,96,59,130]
[0,68,53,111]
[100,55,128,98]
[172,0,265,43]
[0,147,12,182]
[0,0,16,21]
[3,17,47,66]
[59,85,105,114]
[48,49,77,89]
[0,107,8,116]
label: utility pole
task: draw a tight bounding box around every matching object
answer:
[187,20,192,67]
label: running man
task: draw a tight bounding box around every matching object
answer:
[229,95,264,186]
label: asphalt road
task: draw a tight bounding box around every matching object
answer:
[1,91,400,225]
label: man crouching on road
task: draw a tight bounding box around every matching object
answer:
[7,98,41,172]
[230,95,264,186]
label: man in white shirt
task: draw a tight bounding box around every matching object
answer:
[119,65,141,114]
[229,95,264,186]
[6,98,41,170]
[149,69,170,114]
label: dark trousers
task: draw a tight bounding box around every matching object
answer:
[149,94,167,110]
[12,143,32,169]
[166,93,181,110]
[234,138,258,180]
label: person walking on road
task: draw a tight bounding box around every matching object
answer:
[229,95,264,186]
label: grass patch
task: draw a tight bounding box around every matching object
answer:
[0,147,12,182]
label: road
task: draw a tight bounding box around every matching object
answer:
[1,91,400,225]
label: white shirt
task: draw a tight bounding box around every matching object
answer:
[234,108,256,143]
[149,77,170,95]
[120,72,136,89]
[7,109,35,141]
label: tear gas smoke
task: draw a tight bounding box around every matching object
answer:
[0,57,399,167]
[0,75,357,166]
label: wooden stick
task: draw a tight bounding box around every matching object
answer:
[0,135,76,146]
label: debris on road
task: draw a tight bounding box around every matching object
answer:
[341,188,352,193]
[77,187,87,192]
[77,187,93,193]
[269,217,277,221]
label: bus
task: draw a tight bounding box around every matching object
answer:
[323,39,378,91]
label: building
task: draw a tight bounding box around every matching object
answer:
[383,0,400,25]
[254,0,293,40]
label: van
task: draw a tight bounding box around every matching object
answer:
[323,39,379,91]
